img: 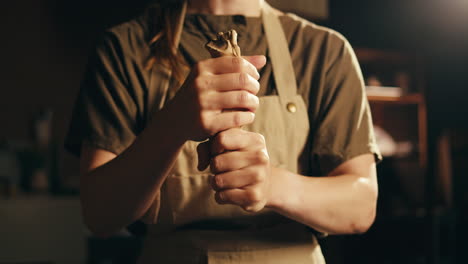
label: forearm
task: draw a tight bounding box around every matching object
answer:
[79,56,265,237]
[80,102,187,237]
[267,157,378,234]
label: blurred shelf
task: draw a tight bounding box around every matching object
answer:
[368,93,424,104]
[355,48,411,64]
[368,92,428,168]
[0,196,86,264]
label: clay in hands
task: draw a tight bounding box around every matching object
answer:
[205,29,241,58]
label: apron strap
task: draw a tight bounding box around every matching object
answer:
[153,1,298,115]
[261,2,298,108]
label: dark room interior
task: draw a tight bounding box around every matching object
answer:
[1,0,467,263]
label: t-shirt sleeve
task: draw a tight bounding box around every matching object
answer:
[310,33,382,175]
[65,31,140,157]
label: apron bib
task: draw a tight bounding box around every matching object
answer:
[138,2,325,263]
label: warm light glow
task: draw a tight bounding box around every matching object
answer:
[267,0,329,19]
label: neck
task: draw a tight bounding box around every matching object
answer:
[187,0,263,16]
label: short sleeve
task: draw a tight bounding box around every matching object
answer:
[310,34,382,175]
[65,31,141,157]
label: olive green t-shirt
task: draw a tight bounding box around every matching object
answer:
[65,11,381,175]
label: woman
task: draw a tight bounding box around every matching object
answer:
[66,0,381,263]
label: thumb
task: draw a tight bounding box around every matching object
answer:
[243,55,267,70]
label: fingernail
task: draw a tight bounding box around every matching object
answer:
[215,175,223,189]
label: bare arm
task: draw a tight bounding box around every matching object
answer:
[267,154,378,234]
[79,56,266,237]
[79,103,186,238]
[210,128,378,235]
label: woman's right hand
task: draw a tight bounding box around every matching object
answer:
[168,55,267,141]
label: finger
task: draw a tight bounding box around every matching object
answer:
[211,129,265,155]
[204,91,259,112]
[210,150,247,174]
[208,111,255,134]
[199,56,260,79]
[243,55,267,70]
[211,149,269,174]
[211,166,266,191]
[215,188,244,205]
[215,187,265,212]
[203,72,260,94]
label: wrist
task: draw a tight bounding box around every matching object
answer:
[266,166,293,210]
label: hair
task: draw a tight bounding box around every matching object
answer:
[145,1,188,84]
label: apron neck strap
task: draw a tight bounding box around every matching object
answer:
[172,1,297,102]
[261,2,298,102]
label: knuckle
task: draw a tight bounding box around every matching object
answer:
[238,72,248,87]
[210,175,217,189]
[231,57,242,72]
[256,133,266,145]
[252,79,260,93]
[196,93,205,108]
[243,205,258,213]
[255,149,269,164]
[211,156,222,172]
[237,91,249,105]
[214,175,223,189]
[194,76,207,91]
[199,113,208,128]
[215,192,225,204]
[200,115,214,135]
[217,131,229,148]
[247,188,263,204]
[232,112,242,127]
[245,202,265,213]
[251,96,259,111]
[252,170,265,183]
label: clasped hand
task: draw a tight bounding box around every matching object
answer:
[172,55,266,140]
[170,55,271,212]
[210,128,271,213]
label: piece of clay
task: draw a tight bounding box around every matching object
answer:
[198,29,242,172]
[205,29,241,58]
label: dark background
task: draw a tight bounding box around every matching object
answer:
[2,0,467,171]
[326,0,468,127]
[1,0,467,263]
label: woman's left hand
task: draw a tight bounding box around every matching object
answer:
[209,128,271,213]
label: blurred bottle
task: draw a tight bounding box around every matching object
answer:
[31,108,53,193]
[0,139,21,198]
[18,108,60,194]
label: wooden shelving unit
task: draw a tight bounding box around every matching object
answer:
[323,48,457,264]
[322,48,443,264]
[368,93,423,103]
[368,93,428,168]
[357,47,430,209]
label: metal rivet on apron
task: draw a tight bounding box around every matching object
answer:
[287,102,297,113]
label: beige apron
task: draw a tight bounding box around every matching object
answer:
[138,2,325,263]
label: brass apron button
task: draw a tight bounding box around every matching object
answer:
[286,102,297,113]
